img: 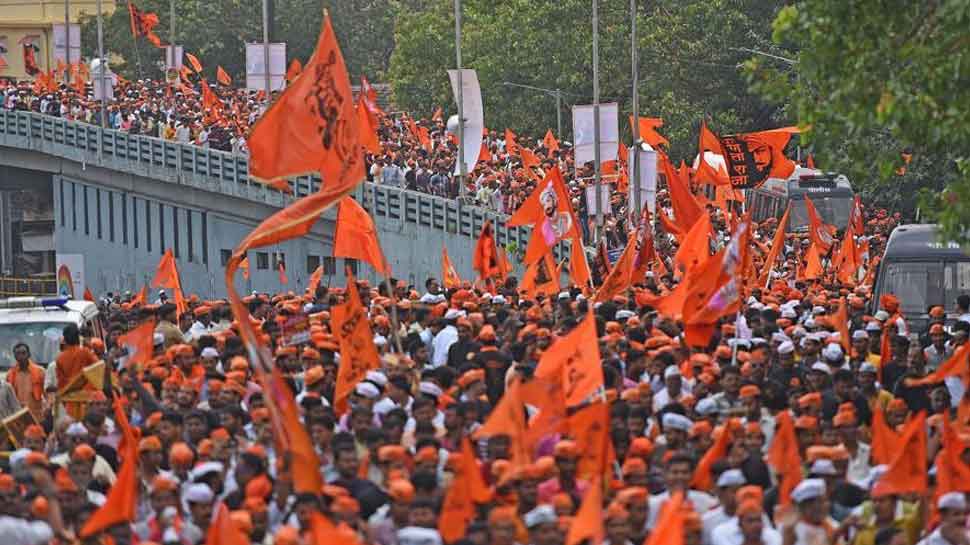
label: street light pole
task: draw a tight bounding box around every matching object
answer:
[454,0,467,197]
[630,0,641,217]
[262,0,271,102]
[64,0,71,67]
[96,0,106,127]
[501,81,566,138]
[593,0,603,242]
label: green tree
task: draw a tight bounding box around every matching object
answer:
[745,1,970,236]
[388,0,790,161]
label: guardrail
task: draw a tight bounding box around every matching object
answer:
[0,109,538,254]
[0,276,57,297]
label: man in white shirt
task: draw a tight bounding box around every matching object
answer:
[430,309,463,368]
[703,470,745,545]
[647,451,717,529]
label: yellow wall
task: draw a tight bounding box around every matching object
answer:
[0,1,114,79]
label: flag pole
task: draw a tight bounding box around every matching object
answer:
[367,189,404,354]
[261,0,271,105]
[454,0,467,198]
[96,0,106,128]
[64,0,71,67]
[592,0,603,243]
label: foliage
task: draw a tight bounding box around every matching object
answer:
[77,0,400,84]
[745,1,970,235]
[388,0,791,161]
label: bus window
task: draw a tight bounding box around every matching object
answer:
[945,261,970,311]
[884,262,944,315]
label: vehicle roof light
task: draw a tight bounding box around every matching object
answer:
[0,296,69,310]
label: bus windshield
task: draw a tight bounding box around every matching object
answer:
[790,195,853,230]
[0,321,68,368]
[882,261,944,315]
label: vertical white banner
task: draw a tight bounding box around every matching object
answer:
[245,42,286,92]
[628,147,658,214]
[572,102,619,165]
[584,184,612,217]
[52,24,81,64]
[164,45,184,70]
[447,69,484,176]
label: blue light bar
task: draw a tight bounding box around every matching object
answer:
[40,297,69,307]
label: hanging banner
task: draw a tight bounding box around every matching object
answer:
[52,24,81,65]
[245,42,286,92]
[447,69,484,176]
[572,102,619,165]
[584,184,612,217]
[90,58,115,101]
[628,147,658,214]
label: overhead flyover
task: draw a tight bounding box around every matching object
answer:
[0,111,532,296]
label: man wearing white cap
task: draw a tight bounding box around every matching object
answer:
[916,492,968,545]
[653,366,691,413]
[524,505,558,545]
[430,309,463,368]
[783,479,843,545]
[769,341,801,387]
[702,469,746,545]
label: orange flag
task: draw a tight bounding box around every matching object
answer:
[360,75,385,119]
[880,412,927,495]
[565,476,603,545]
[439,438,492,542]
[442,245,462,289]
[594,236,637,303]
[216,65,231,86]
[543,129,559,157]
[83,287,95,302]
[333,197,390,275]
[673,213,712,276]
[416,125,432,152]
[240,256,250,280]
[200,78,222,113]
[475,380,530,468]
[130,285,147,306]
[309,512,359,545]
[568,401,615,480]
[802,243,823,280]
[473,220,501,282]
[835,222,860,284]
[718,127,798,188]
[682,222,751,346]
[508,167,585,266]
[691,420,742,491]
[278,262,288,285]
[205,503,249,545]
[356,94,381,154]
[870,407,901,465]
[332,271,380,414]
[521,375,568,452]
[905,342,970,387]
[285,58,302,82]
[80,401,138,537]
[759,203,790,285]
[127,1,164,47]
[478,143,492,163]
[521,253,560,300]
[185,52,202,73]
[248,13,364,191]
[117,319,155,369]
[268,365,323,493]
[308,265,323,295]
[698,120,724,155]
[535,312,604,407]
[644,491,686,545]
[661,155,703,231]
[151,249,187,316]
[804,196,836,253]
[628,116,669,148]
[936,413,970,496]
[834,298,851,354]
[505,128,520,155]
[766,411,802,505]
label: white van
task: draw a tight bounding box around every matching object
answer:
[0,297,103,368]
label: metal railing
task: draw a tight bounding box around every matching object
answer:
[0,276,57,297]
[0,110,539,252]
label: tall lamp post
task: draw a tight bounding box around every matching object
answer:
[501,81,565,138]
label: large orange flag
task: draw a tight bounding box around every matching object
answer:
[719,128,798,189]
[508,168,581,262]
[543,129,559,157]
[333,197,389,275]
[205,503,249,545]
[880,412,927,495]
[151,249,187,316]
[360,75,385,119]
[441,245,462,289]
[521,254,561,300]
[332,271,380,414]
[130,285,147,306]
[505,128,520,155]
[535,312,604,406]
[565,476,603,545]
[117,319,155,369]
[308,265,323,295]
[906,342,970,387]
[473,220,501,282]
[759,203,790,285]
[681,222,750,346]
[127,1,163,47]
[661,156,703,231]
[185,52,202,73]
[802,243,824,280]
[270,364,323,493]
[870,408,902,465]
[594,235,637,303]
[80,399,137,537]
[216,65,231,86]
[521,375,567,454]
[248,13,364,191]
[767,411,802,505]
[439,438,492,543]
[673,213,712,276]
[475,380,530,468]
[568,402,615,480]
[698,120,725,156]
[835,222,860,284]
[936,413,970,496]
[628,116,669,148]
[285,58,302,82]
[644,492,686,545]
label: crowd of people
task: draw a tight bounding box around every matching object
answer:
[4,67,967,545]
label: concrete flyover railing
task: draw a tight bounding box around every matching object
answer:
[0,109,541,255]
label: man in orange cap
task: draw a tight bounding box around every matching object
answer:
[370,478,414,545]
[537,440,589,504]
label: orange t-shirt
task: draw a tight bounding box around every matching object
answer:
[55,345,99,390]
